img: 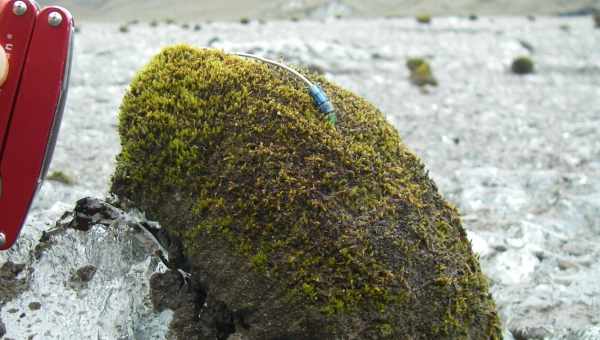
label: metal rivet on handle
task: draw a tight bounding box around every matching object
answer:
[48,12,63,27]
[0,232,6,247]
[12,1,28,16]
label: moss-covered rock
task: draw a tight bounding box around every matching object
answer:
[407,58,438,87]
[111,45,501,339]
[511,56,535,75]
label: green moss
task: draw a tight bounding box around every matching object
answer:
[240,17,251,25]
[407,58,438,87]
[416,14,432,24]
[511,56,534,75]
[118,24,129,33]
[406,57,426,72]
[111,45,501,339]
[46,171,74,185]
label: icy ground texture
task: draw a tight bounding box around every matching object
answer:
[0,203,171,339]
[1,16,599,339]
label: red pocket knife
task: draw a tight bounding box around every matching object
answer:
[0,0,74,250]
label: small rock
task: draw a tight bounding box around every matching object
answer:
[73,265,97,283]
[512,326,550,340]
[66,197,122,231]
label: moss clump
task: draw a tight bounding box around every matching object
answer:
[511,56,535,75]
[118,24,129,33]
[112,45,501,339]
[416,14,432,24]
[47,171,74,185]
[149,20,158,27]
[407,58,438,87]
[240,17,251,25]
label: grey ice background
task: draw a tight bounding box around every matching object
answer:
[1,16,600,339]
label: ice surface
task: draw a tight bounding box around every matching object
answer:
[0,210,171,339]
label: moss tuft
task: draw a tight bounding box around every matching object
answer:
[118,24,129,33]
[416,14,432,24]
[511,56,535,75]
[47,171,74,185]
[407,58,438,87]
[111,45,501,339]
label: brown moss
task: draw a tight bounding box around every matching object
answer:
[111,45,501,339]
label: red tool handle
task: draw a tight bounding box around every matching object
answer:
[0,4,73,250]
[0,0,37,153]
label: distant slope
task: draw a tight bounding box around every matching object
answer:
[41,0,599,21]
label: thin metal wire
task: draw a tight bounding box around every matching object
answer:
[233,52,314,87]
